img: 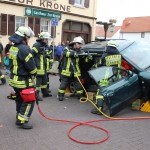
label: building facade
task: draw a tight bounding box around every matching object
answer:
[0,0,97,46]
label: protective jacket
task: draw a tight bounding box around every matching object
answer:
[93,46,121,68]
[46,46,53,73]
[8,34,37,88]
[32,40,48,75]
[60,46,84,77]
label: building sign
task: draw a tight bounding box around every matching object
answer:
[6,0,72,13]
[25,8,61,20]
[51,18,58,26]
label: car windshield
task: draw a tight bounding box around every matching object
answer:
[121,41,150,70]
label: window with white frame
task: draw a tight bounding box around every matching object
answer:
[16,16,25,29]
[41,19,50,32]
[75,0,84,6]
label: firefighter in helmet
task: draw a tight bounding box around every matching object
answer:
[8,26,37,129]
[57,36,85,101]
[91,40,122,115]
[32,32,52,101]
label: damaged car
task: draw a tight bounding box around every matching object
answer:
[78,40,150,116]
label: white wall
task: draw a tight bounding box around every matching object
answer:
[120,32,150,42]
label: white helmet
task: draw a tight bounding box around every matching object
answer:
[15,26,35,38]
[38,32,51,39]
[107,40,118,48]
[72,36,85,45]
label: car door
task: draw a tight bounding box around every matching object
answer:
[88,66,142,116]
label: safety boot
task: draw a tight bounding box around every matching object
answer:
[57,95,64,101]
[15,120,28,125]
[77,93,84,99]
[41,88,52,97]
[20,122,33,129]
[0,77,6,85]
[91,107,103,115]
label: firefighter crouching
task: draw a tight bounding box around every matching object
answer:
[58,36,84,101]
[91,40,122,115]
[8,26,37,129]
[32,32,52,101]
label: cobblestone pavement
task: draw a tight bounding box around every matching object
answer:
[0,73,150,150]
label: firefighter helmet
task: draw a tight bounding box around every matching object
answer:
[38,32,51,39]
[15,26,35,38]
[72,36,85,45]
[107,40,118,48]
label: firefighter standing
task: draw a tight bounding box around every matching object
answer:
[58,36,84,101]
[46,45,54,93]
[32,32,52,101]
[91,40,122,115]
[8,26,37,129]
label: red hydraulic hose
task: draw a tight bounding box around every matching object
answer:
[37,104,150,145]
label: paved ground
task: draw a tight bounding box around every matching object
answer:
[0,73,150,150]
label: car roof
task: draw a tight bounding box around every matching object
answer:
[82,39,135,53]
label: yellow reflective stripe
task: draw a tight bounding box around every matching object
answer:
[24,104,31,117]
[32,47,38,53]
[18,114,29,123]
[66,51,70,57]
[96,95,104,100]
[37,70,45,75]
[74,72,81,77]
[9,47,18,74]
[0,75,4,79]
[75,58,81,75]
[40,85,47,88]
[50,59,54,63]
[66,57,71,72]
[30,68,37,74]
[9,77,34,88]
[58,89,65,94]
[46,59,50,72]
[76,90,83,94]
[61,71,71,76]
[25,53,32,62]
[37,55,44,75]
[36,87,40,91]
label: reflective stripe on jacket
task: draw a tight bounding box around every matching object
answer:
[60,47,81,77]
[32,42,47,75]
[9,44,37,88]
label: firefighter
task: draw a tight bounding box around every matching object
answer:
[8,26,37,129]
[0,70,6,85]
[32,32,52,101]
[57,36,85,101]
[91,40,122,115]
[45,45,54,93]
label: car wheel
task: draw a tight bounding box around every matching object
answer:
[69,81,76,94]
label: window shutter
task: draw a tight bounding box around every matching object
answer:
[69,0,74,4]
[84,0,89,8]
[28,17,34,31]
[51,26,56,38]
[8,15,15,35]
[34,18,40,37]
[1,14,7,35]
